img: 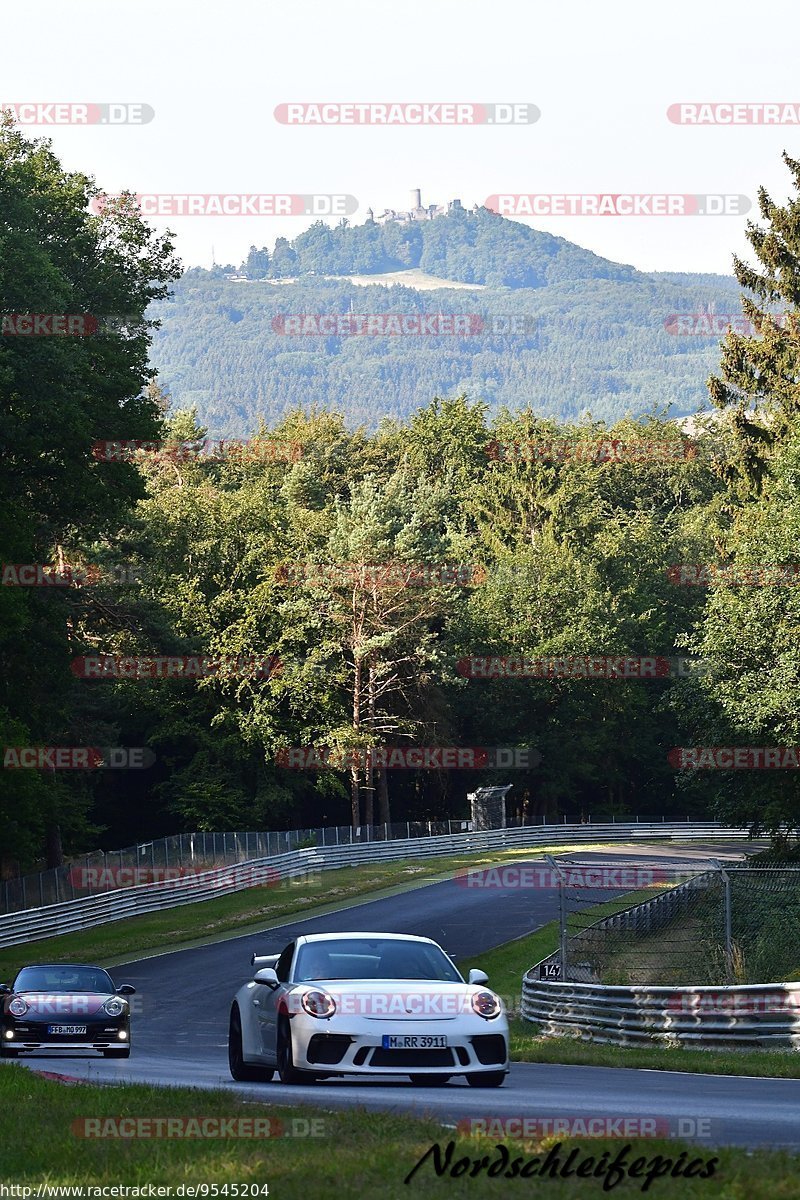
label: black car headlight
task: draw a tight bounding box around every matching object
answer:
[102,998,126,1017]
[471,990,502,1020]
[8,998,28,1017]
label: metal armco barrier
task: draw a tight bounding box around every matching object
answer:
[0,821,750,949]
[520,977,800,1049]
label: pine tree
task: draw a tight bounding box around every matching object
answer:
[708,152,800,496]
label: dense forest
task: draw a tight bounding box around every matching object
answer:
[148,212,743,433]
[4,114,800,872]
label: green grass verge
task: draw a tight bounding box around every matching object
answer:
[0,842,620,981]
[0,1066,794,1195]
[460,908,800,1079]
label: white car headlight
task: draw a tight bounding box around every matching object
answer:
[8,997,27,1017]
[300,990,336,1019]
[471,990,501,1020]
[102,997,126,1017]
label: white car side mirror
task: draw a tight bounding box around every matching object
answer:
[254,967,279,988]
[468,968,489,985]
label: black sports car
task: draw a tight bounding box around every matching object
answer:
[0,963,136,1058]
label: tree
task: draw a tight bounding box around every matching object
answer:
[0,113,180,866]
[669,428,800,834]
[269,237,297,278]
[243,245,269,280]
[708,153,800,497]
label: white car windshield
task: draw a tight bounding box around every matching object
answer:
[293,938,462,982]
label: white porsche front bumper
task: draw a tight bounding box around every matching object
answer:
[289,1014,509,1076]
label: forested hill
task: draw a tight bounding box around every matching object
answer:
[223,206,644,288]
[148,208,742,434]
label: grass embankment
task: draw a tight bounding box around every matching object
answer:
[0,1067,793,1194]
[0,842,617,981]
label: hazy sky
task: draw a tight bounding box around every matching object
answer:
[3,0,799,275]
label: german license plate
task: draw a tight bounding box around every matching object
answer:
[381,1034,447,1049]
[47,1025,87,1035]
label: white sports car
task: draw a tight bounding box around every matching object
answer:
[228,932,509,1087]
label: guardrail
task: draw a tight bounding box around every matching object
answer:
[0,821,751,950]
[520,977,800,1048]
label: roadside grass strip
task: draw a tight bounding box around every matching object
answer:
[0,1067,793,1195]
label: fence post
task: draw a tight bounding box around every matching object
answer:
[546,855,568,980]
[713,860,734,983]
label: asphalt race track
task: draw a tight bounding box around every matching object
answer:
[8,842,800,1151]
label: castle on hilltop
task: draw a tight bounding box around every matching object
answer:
[366,189,478,225]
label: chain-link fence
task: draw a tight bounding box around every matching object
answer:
[539,859,800,987]
[1,821,478,914]
[0,813,722,917]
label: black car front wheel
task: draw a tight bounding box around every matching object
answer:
[0,1044,18,1058]
[277,1017,316,1084]
[228,1007,274,1082]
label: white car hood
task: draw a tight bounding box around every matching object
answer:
[291,979,487,1021]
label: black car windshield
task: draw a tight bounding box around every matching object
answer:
[293,938,462,982]
[13,966,115,994]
